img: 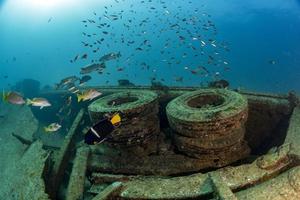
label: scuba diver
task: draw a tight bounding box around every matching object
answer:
[84,113,121,145]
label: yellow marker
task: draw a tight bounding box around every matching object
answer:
[110,113,121,125]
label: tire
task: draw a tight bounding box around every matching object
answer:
[166,89,248,138]
[88,90,160,147]
[166,89,249,163]
[174,126,245,150]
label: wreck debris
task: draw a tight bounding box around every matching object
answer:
[25,87,299,199]
[235,166,300,199]
[209,173,237,200]
[0,141,49,200]
[47,109,85,199]
[284,106,300,159]
[91,182,123,200]
[66,146,90,200]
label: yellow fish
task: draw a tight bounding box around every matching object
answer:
[44,123,61,133]
[77,89,102,102]
[2,90,25,105]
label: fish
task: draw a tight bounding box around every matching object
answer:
[61,76,79,85]
[81,54,88,59]
[26,98,51,109]
[79,75,92,86]
[84,113,121,145]
[99,52,121,62]
[73,55,79,62]
[77,89,102,102]
[55,76,80,89]
[44,123,61,133]
[269,60,276,65]
[2,91,25,105]
[80,63,106,74]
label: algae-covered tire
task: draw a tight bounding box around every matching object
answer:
[174,126,245,150]
[89,90,158,123]
[88,90,159,147]
[166,89,248,138]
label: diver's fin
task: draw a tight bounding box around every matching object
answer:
[110,113,121,125]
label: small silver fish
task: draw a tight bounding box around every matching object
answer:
[26,98,51,109]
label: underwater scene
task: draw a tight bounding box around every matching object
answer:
[0,0,300,199]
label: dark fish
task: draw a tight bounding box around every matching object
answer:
[48,17,52,23]
[55,76,80,89]
[73,55,79,62]
[99,52,121,62]
[84,114,121,145]
[80,63,106,74]
[79,75,92,86]
[81,54,88,59]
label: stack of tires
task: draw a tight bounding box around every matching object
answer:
[166,89,250,167]
[88,90,160,151]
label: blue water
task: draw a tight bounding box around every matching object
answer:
[0,0,300,94]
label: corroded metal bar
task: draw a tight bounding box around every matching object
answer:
[209,173,238,200]
[66,146,90,200]
[91,182,123,200]
[47,109,85,199]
